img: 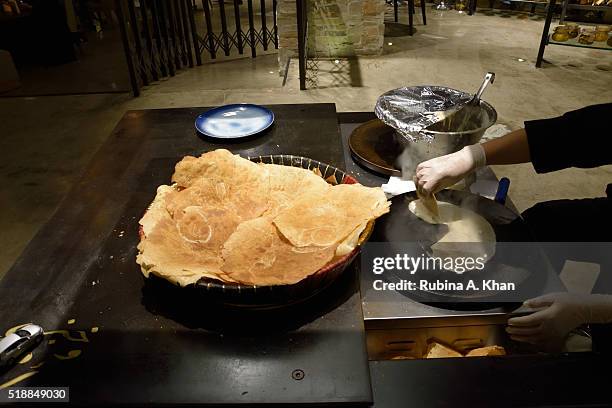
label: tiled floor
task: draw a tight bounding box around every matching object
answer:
[0,6,611,279]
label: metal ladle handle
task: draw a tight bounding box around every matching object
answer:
[471,72,495,104]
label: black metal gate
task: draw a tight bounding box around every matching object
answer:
[116,0,201,96]
[195,0,278,59]
[116,0,279,96]
[296,0,307,90]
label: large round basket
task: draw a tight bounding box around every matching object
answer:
[142,155,375,309]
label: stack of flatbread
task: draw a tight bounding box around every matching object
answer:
[136,149,390,287]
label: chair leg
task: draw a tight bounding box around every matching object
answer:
[394,0,399,22]
[421,0,427,24]
[408,0,414,35]
[468,0,476,14]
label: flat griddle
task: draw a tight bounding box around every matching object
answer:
[348,119,402,176]
[369,189,548,310]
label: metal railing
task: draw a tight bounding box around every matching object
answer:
[296,0,307,90]
[116,0,279,96]
[116,0,200,96]
[195,0,278,59]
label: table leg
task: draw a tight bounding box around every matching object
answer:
[408,0,414,35]
[421,0,427,24]
[536,0,556,68]
[394,0,399,22]
[472,0,478,14]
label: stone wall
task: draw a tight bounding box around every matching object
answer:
[277,0,385,70]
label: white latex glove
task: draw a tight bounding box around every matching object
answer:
[506,292,612,349]
[414,144,486,195]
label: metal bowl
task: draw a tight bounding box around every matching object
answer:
[394,99,497,176]
[141,155,374,309]
[375,85,497,176]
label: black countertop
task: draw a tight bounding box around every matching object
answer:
[1,106,611,407]
[0,104,372,405]
[370,355,612,408]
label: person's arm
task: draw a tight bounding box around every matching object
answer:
[415,102,612,195]
[414,129,530,194]
[524,102,612,173]
[481,128,530,165]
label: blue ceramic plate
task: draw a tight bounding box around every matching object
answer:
[195,104,274,139]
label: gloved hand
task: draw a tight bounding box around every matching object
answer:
[414,144,486,195]
[506,292,612,349]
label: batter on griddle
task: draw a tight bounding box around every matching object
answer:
[409,199,496,272]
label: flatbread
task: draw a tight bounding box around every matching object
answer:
[424,342,463,358]
[330,184,391,219]
[136,186,241,286]
[221,217,337,285]
[138,149,391,286]
[260,163,330,217]
[409,199,496,270]
[172,149,239,187]
[165,179,228,216]
[172,150,270,220]
[466,346,506,357]
[273,184,389,252]
[335,221,368,257]
[139,185,177,236]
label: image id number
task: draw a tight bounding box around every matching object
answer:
[1,387,69,402]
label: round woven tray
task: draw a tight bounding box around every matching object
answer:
[141,154,374,309]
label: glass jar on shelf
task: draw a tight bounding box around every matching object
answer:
[566,22,580,38]
[578,28,596,44]
[552,26,570,42]
[594,25,611,42]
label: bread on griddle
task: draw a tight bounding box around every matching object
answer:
[465,346,506,357]
[424,342,463,359]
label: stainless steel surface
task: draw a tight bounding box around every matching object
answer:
[362,248,566,360]
[367,322,509,360]
[423,73,495,128]
[362,293,546,360]
[360,165,566,360]
[423,72,496,136]
[395,98,496,177]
